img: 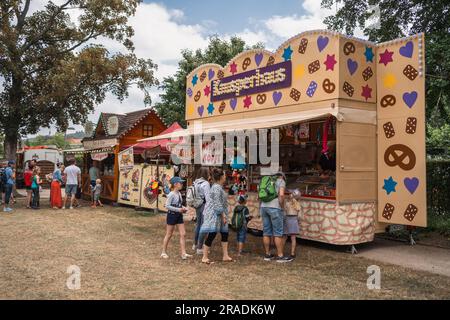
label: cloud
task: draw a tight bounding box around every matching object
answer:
[265,0,366,40]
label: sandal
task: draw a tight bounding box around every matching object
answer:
[201,259,214,265]
[222,258,235,263]
[160,253,169,259]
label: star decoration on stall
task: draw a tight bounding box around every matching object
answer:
[383,176,398,195]
[324,54,337,71]
[294,64,306,79]
[379,49,394,66]
[364,46,374,62]
[282,46,293,61]
[207,103,215,115]
[204,85,211,97]
[361,84,372,101]
[230,62,238,75]
[243,95,252,109]
[383,73,397,89]
[191,74,199,86]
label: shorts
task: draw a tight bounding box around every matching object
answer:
[260,207,284,237]
[65,184,78,196]
[283,215,300,235]
[167,212,184,226]
[237,227,247,243]
[25,186,32,191]
[94,194,101,201]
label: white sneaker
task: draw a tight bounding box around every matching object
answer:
[160,253,169,259]
[69,207,74,210]
[181,254,193,260]
[196,249,203,255]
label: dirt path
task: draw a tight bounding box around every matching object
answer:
[357,238,450,277]
[0,200,449,299]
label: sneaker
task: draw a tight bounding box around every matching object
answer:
[69,207,74,210]
[62,207,66,210]
[263,254,275,261]
[276,256,293,263]
[289,255,296,260]
[181,254,193,260]
[196,249,203,255]
[3,207,12,212]
[192,244,197,251]
[160,253,169,259]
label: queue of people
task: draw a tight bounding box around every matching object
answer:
[161,167,301,264]
[0,158,88,211]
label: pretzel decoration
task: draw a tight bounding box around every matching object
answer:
[256,94,267,105]
[242,57,252,71]
[266,56,275,67]
[194,91,201,102]
[380,95,396,108]
[343,42,356,55]
[217,70,225,79]
[322,79,336,94]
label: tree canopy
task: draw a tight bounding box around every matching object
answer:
[154,36,264,126]
[0,0,158,159]
[321,0,450,155]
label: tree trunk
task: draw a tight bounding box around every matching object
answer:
[4,130,19,161]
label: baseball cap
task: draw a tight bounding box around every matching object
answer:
[170,176,185,185]
[236,194,248,203]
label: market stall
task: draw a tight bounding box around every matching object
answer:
[80,108,166,202]
[117,122,184,211]
[145,29,427,246]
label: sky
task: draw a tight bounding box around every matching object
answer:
[27,0,366,137]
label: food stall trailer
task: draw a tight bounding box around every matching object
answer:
[146,29,427,248]
[116,122,190,212]
[80,108,166,202]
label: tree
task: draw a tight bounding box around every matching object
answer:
[154,36,264,126]
[321,0,450,131]
[0,0,158,160]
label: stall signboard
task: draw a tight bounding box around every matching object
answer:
[118,147,134,172]
[91,152,108,161]
[140,165,158,210]
[201,140,223,166]
[107,116,119,135]
[376,34,426,227]
[117,165,142,206]
[83,138,117,150]
[157,165,175,212]
[211,61,292,102]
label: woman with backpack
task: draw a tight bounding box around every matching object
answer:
[189,167,210,255]
[199,168,233,264]
[31,166,42,210]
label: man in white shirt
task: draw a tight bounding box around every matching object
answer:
[63,159,81,210]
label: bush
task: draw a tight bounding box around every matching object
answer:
[427,159,450,216]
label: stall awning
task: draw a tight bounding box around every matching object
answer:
[140,107,376,141]
[133,122,183,154]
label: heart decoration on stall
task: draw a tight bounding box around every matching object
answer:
[255,53,264,67]
[317,35,329,52]
[197,105,204,117]
[273,91,283,106]
[230,98,238,110]
[399,41,414,58]
[404,177,419,194]
[347,59,358,75]
[403,91,418,108]
[208,69,215,80]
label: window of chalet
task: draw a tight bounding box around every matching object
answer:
[142,124,153,137]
